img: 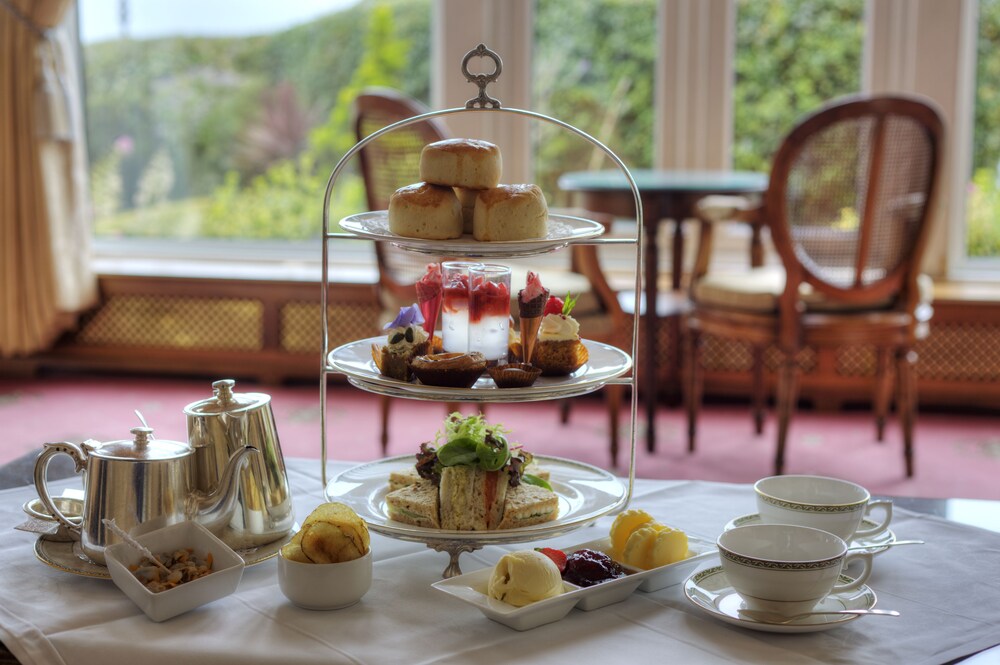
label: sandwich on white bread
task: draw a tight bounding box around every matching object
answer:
[439,466,509,530]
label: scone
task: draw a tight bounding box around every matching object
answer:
[454,187,478,234]
[420,138,502,190]
[473,184,548,241]
[388,182,463,240]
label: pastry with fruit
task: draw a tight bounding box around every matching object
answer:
[532,294,589,376]
[371,304,429,382]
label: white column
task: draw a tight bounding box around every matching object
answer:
[433,0,533,183]
[866,0,967,278]
[655,0,733,169]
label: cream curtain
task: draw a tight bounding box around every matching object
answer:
[1,0,96,357]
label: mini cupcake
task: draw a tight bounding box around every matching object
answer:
[532,294,589,376]
[371,305,430,381]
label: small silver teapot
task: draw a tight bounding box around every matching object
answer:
[184,379,294,549]
[33,426,257,565]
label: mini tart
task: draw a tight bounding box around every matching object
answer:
[371,340,430,382]
[532,339,589,376]
[487,362,542,388]
[410,352,487,388]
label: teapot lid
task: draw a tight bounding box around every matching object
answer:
[183,379,270,416]
[92,427,191,461]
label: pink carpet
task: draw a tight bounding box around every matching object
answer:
[2,374,998,500]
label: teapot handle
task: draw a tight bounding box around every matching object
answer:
[33,442,87,532]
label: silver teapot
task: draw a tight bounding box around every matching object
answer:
[184,379,294,549]
[33,426,257,565]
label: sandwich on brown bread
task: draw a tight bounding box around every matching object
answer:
[439,466,510,531]
[496,483,559,530]
[388,467,422,491]
[385,480,441,529]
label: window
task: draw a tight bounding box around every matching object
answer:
[966,0,1000,261]
[733,0,864,173]
[532,0,656,203]
[80,0,430,260]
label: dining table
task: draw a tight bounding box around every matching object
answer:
[2,456,999,665]
[558,169,769,453]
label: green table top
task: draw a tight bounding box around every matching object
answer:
[558,168,768,193]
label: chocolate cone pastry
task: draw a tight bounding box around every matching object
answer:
[517,271,549,364]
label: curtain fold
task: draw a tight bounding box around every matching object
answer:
[0,0,96,358]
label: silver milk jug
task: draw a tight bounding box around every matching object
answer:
[33,426,257,565]
[184,379,294,549]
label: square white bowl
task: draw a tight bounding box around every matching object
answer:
[105,520,245,622]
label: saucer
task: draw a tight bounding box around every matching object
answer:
[34,524,298,579]
[723,513,897,554]
[683,565,878,634]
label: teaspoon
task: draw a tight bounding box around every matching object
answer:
[847,539,924,551]
[739,608,901,624]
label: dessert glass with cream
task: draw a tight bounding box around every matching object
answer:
[469,264,511,366]
[441,261,482,353]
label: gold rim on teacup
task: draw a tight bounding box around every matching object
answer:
[754,475,870,513]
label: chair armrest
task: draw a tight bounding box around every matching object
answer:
[690,195,767,284]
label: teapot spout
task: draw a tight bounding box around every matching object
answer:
[186,445,259,534]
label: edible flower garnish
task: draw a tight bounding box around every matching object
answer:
[384,304,424,330]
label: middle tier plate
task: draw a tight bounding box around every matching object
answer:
[327,337,632,402]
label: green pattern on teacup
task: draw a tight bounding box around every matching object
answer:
[719,548,842,571]
[759,494,865,513]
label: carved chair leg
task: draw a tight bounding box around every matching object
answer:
[605,383,624,468]
[686,329,704,453]
[896,347,917,477]
[774,353,800,476]
[560,400,572,424]
[380,395,391,456]
[751,345,766,435]
[874,346,893,442]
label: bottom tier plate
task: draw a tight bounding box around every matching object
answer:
[325,455,629,545]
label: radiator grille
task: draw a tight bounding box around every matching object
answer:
[282,302,379,354]
[77,295,262,350]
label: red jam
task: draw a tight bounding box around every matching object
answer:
[561,548,628,587]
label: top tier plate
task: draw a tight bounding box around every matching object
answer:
[338,211,606,258]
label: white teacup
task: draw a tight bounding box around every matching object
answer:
[754,475,892,542]
[717,524,873,617]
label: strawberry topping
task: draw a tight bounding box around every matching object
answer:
[543,296,564,316]
[535,546,567,573]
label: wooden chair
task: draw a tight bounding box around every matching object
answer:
[685,94,943,477]
[354,88,630,465]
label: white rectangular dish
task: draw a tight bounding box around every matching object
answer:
[432,534,717,630]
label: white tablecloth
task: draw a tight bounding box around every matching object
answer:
[2,458,999,665]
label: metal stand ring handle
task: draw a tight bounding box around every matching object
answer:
[462,43,503,109]
[33,442,86,532]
